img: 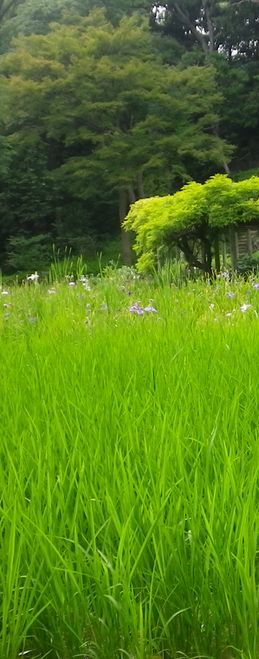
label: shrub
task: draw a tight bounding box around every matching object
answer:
[7,233,52,273]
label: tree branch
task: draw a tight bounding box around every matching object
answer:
[202,0,215,53]
[178,236,210,272]
[0,0,21,22]
[173,1,209,54]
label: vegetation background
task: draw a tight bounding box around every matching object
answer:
[1,3,259,657]
[0,0,259,273]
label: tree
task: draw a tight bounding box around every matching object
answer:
[148,1,259,174]
[0,0,24,22]
[0,0,151,50]
[0,11,231,264]
[124,174,259,273]
[0,0,27,51]
[150,1,259,59]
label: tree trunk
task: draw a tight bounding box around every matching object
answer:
[229,225,238,270]
[205,240,212,276]
[222,236,227,267]
[173,1,209,55]
[222,156,231,175]
[212,127,231,174]
[201,236,213,276]
[214,235,221,273]
[119,188,133,265]
[202,2,231,175]
[179,236,211,274]
[204,2,215,53]
[128,185,136,204]
[137,171,145,199]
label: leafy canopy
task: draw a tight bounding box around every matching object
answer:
[0,11,230,205]
[124,175,259,271]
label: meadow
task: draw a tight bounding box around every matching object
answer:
[1,266,259,659]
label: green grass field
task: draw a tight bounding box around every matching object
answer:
[1,268,259,659]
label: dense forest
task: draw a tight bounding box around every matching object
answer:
[0,0,259,271]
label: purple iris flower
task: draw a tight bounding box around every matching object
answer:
[129,303,158,315]
[129,304,144,315]
[252,283,259,290]
[144,305,158,313]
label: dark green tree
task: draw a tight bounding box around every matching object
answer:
[0,12,231,263]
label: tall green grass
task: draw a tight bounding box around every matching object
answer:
[0,271,259,659]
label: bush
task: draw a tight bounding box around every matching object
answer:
[6,232,123,277]
[236,250,259,275]
[7,233,53,273]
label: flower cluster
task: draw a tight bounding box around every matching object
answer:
[129,303,157,315]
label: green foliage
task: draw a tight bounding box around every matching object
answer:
[7,233,52,272]
[215,56,259,170]
[0,9,232,270]
[234,168,259,181]
[0,0,257,272]
[0,11,227,196]
[124,174,259,271]
[237,250,259,275]
[1,275,259,657]
[153,0,259,59]
[0,0,24,22]
[151,1,259,173]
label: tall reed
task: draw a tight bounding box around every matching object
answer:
[0,272,258,659]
